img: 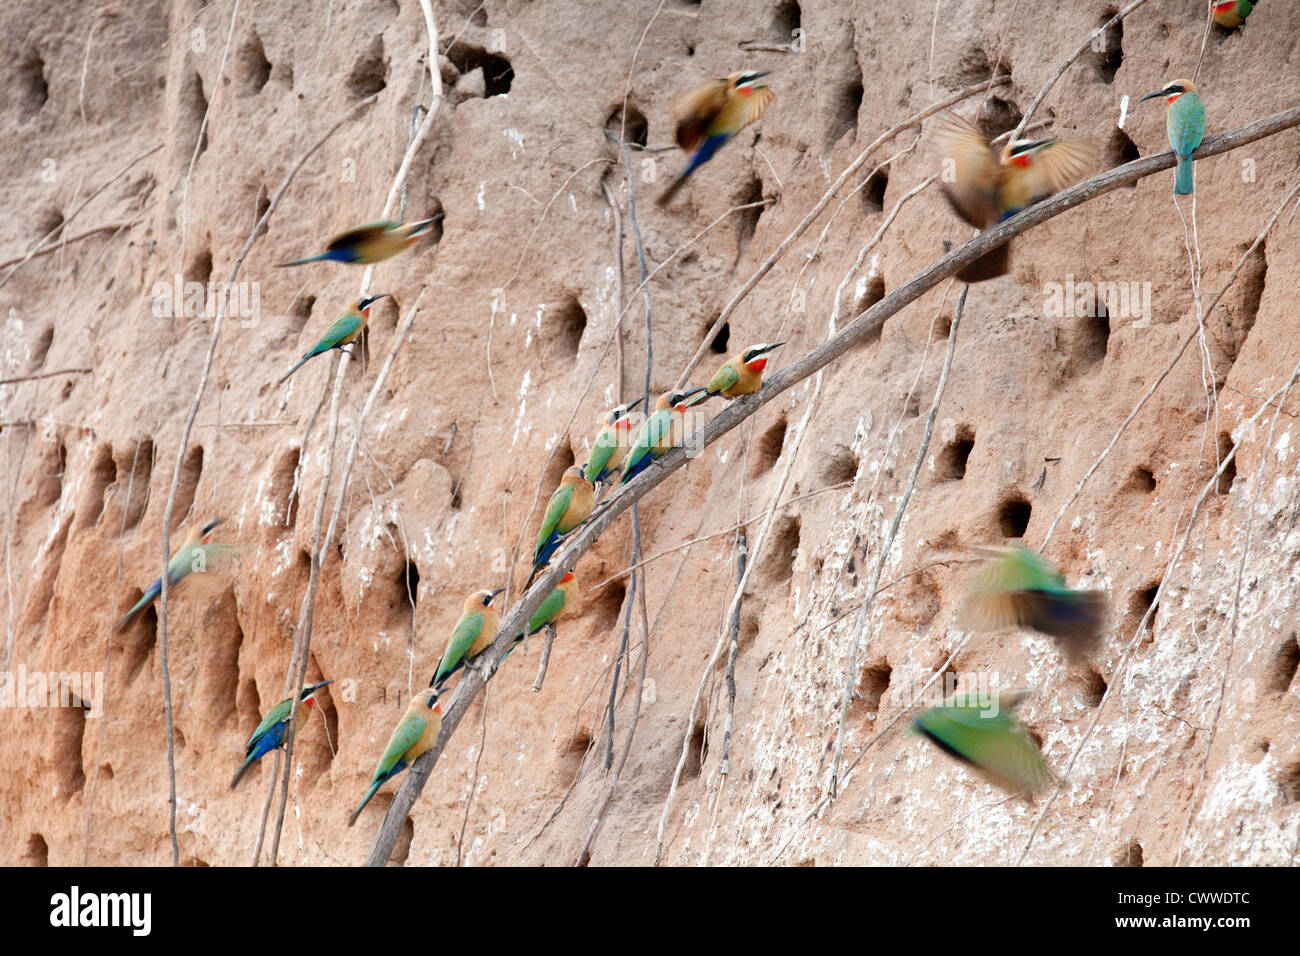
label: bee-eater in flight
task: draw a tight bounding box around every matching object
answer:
[931,112,1096,281]
[114,519,231,632]
[277,216,442,267]
[913,689,1058,795]
[657,71,775,207]
[960,545,1108,661]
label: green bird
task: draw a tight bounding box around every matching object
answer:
[619,388,708,485]
[1213,0,1258,29]
[230,680,333,789]
[960,545,1108,660]
[277,216,442,267]
[431,588,504,689]
[1140,78,1206,196]
[114,518,232,632]
[527,467,595,588]
[348,686,442,827]
[500,570,581,670]
[277,294,386,385]
[583,398,644,485]
[913,689,1059,795]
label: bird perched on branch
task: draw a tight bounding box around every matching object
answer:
[513,570,580,651]
[583,398,644,485]
[959,545,1108,661]
[230,681,333,789]
[528,468,595,587]
[1212,0,1258,29]
[277,216,442,267]
[114,519,232,633]
[930,112,1096,281]
[1139,78,1206,195]
[657,70,776,207]
[277,294,386,385]
[699,342,785,400]
[913,689,1059,795]
[348,686,442,826]
[431,588,505,689]
[619,388,708,485]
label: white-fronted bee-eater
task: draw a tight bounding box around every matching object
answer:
[277,216,442,267]
[114,519,232,633]
[528,467,595,587]
[619,388,708,485]
[960,545,1108,661]
[583,398,644,485]
[278,294,386,385]
[431,588,505,689]
[1139,78,1206,196]
[348,686,442,826]
[931,112,1096,281]
[700,342,785,400]
[1213,0,1258,29]
[913,689,1058,795]
[657,70,776,207]
[230,680,333,789]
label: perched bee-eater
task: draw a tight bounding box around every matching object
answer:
[277,294,386,385]
[913,689,1059,795]
[619,388,708,485]
[931,112,1096,281]
[277,216,442,267]
[583,398,645,485]
[347,686,442,827]
[528,467,595,586]
[656,70,776,207]
[507,569,580,654]
[960,545,1108,660]
[1212,0,1258,29]
[701,342,785,400]
[230,680,333,789]
[1139,78,1206,196]
[431,588,505,689]
[114,519,231,633]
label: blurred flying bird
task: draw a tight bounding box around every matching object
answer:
[114,519,232,633]
[431,589,505,689]
[277,294,386,385]
[583,398,645,485]
[230,681,332,789]
[1139,78,1206,195]
[277,217,442,267]
[657,71,776,207]
[960,545,1108,660]
[348,687,442,826]
[931,112,1096,281]
[913,689,1059,795]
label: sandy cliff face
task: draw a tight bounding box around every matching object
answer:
[1,0,1298,866]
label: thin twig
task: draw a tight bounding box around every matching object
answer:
[828,284,967,796]
[0,368,92,387]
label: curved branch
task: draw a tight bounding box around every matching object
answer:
[364,102,1300,865]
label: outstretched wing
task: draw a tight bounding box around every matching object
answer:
[1016,138,1097,206]
[671,80,728,152]
[325,221,397,253]
[931,112,1002,228]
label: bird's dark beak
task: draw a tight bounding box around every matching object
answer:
[759,342,786,355]
[627,396,645,411]
[745,70,772,83]
[485,587,506,605]
[678,387,710,408]
[1138,89,1165,103]
[201,518,224,537]
[306,680,333,698]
